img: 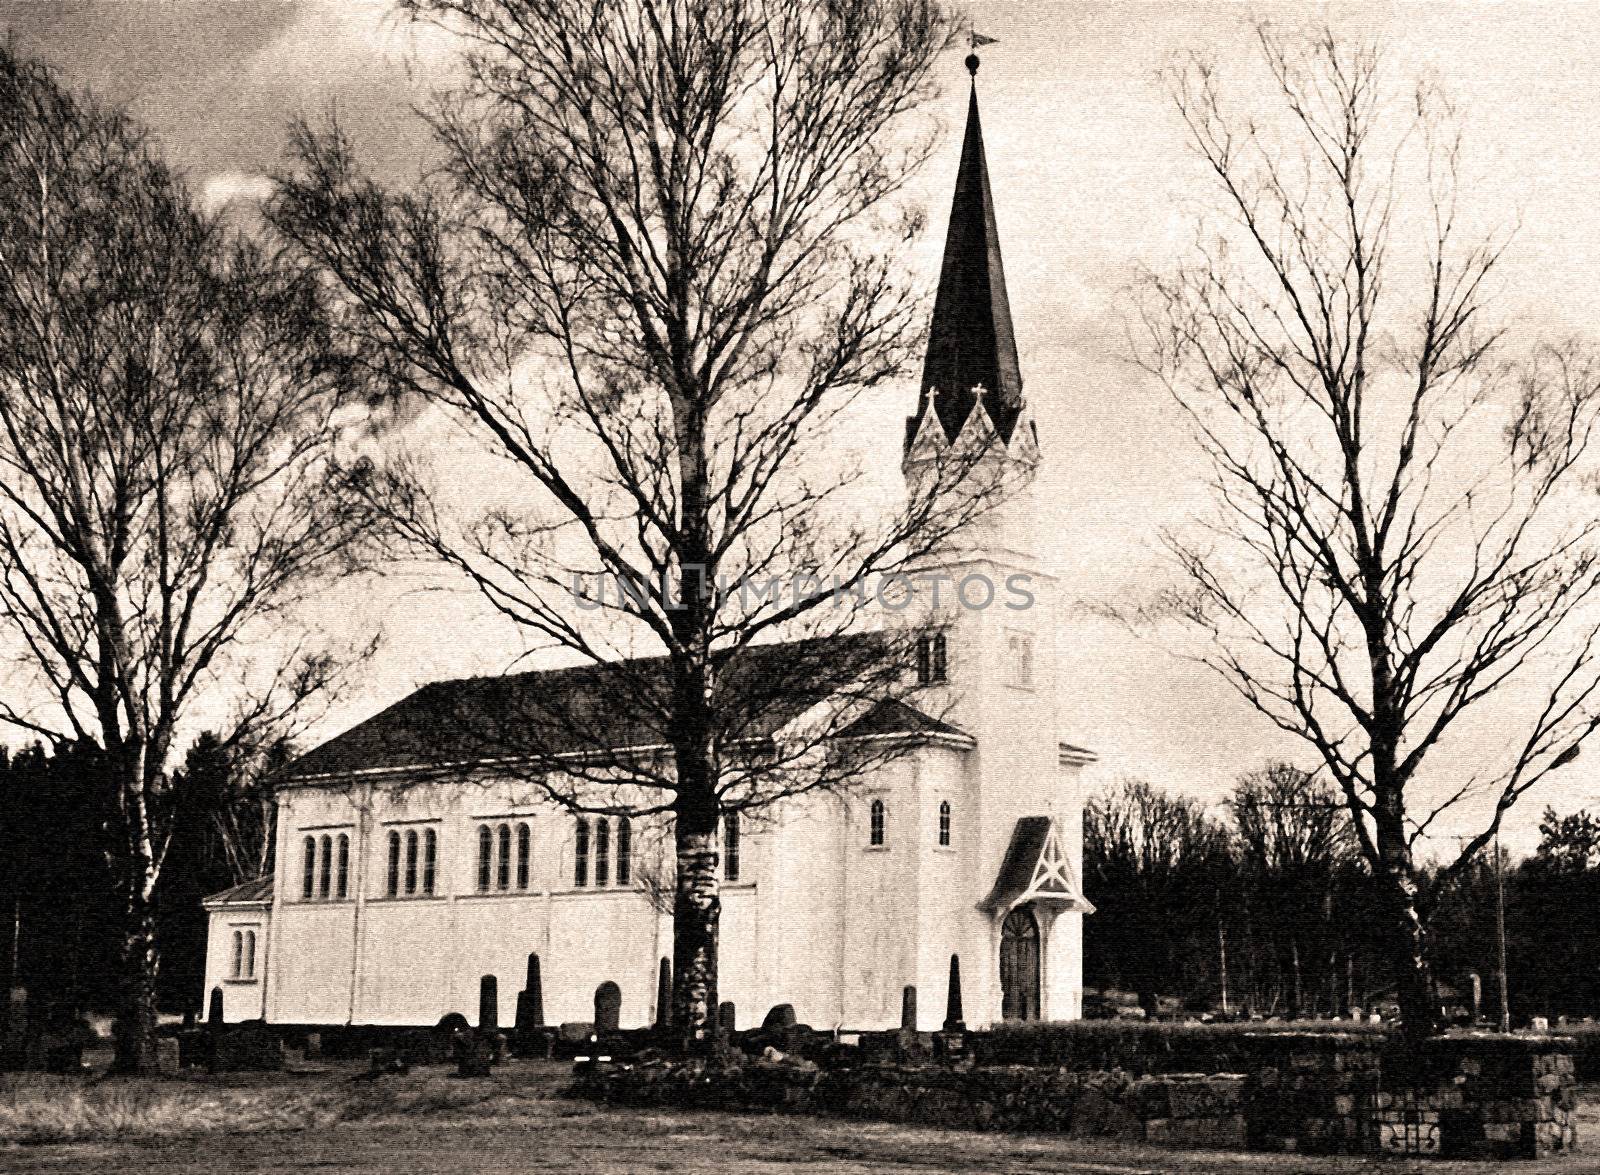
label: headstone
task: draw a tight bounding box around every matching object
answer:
[595,981,622,1033]
[3,986,26,1065]
[454,1031,492,1077]
[717,1000,736,1036]
[305,1031,323,1059]
[517,954,544,1029]
[207,986,224,1027]
[901,985,917,1031]
[762,1003,796,1031]
[655,958,672,1030]
[155,1036,181,1076]
[1532,1015,1550,1032]
[478,975,498,1032]
[1468,972,1483,1021]
[945,955,965,1031]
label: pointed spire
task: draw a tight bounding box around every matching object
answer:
[908,61,1024,450]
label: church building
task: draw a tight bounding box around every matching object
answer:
[202,60,1096,1034]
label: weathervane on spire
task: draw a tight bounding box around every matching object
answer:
[966,29,998,76]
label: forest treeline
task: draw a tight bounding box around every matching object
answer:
[1084,765,1598,1023]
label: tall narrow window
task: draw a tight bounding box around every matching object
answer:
[496,823,512,890]
[318,834,333,899]
[516,823,531,890]
[386,830,401,897]
[869,799,886,847]
[244,930,257,979]
[723,812,741,882]
[1007,631,1034,690]
[336,834,350,898]
[574,819,590,887]
[423,828,437,895]
[302,836,316,900]
[595,818,611,886]
[615,817,632,885]
[477,824,492,892]
[938,801,952,847]
[232,931,244,978]
[405,830,419,895]
[916,631,948,685]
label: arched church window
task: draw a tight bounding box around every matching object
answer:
[574,818,590,887]
[915,631,947,685]
[423,828,438,895]
[405,829,419,895]
[723,812,740,881]
[476,825,492,892]
[318,834,332,899]
[595,817,611,886]
[496,823,512,890]
[244,930,256,979]
[615,818,632,885]
[386,831,401,897]
[516,823,531,889]
[301,836,316,900]
[232,930,244,978]
[336,834,350,898]
[938,801,952,847]
[869,799,886,846]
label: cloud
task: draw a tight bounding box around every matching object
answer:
[200,170,275,213]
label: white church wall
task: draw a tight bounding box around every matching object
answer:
[752,790,846,1029]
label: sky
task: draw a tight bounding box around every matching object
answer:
[4,0,1600,855]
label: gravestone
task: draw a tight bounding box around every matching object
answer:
[478,975,498,1032]
[155,1036,181,1076]
[595,981,622,1033]
[515,954,544,1030]
[762,1003,796,1031]
[944,956,965,1031]
[655,958,672,1030]
[717,1000,736,1036]
[207,986,224,1027]
[454,1031,493,1077]
[3,986,27,1066]
[901,985,917,1031]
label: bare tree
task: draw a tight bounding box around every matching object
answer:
[1134,27,1600,1040]
[1084,777,1234,1017]
[0,47,370,1071]
[1229,762,1357,1016]
[269,0,1015,1048]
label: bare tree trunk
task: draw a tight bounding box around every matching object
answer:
[1377,812,1436,1042]
[671,794,720,1052]
[112,894,160,1073]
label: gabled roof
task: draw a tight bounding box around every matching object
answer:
[979,816,1094,914]
[284,633,968,784]
[203,876,273,907]
[909,67,1025,449]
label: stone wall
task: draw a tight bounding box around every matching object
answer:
[574,1031,1578,1161]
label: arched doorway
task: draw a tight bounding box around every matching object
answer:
[1000,905,1041,1021]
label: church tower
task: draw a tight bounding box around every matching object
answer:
[900,50,1092,1027]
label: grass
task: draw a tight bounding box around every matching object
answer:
[0,1065,523,1146]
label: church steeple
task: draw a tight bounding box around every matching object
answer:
[908,56,1025,450]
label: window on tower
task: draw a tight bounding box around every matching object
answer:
[938,800,952,847]
[869,798,887,847]
[1006,630,1034,690]
[915,631,948,685]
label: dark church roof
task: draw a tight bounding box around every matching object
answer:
[285,635,969,783]
[910,65,1025,448]
[202,876,274,907]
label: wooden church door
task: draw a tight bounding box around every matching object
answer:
[1000,906,1041,1021]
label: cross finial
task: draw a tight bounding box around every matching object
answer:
[967,30,997,76]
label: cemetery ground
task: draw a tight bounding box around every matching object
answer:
[2,1057,1600,1174]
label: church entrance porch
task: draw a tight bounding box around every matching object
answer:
[999,905,1040,1021]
